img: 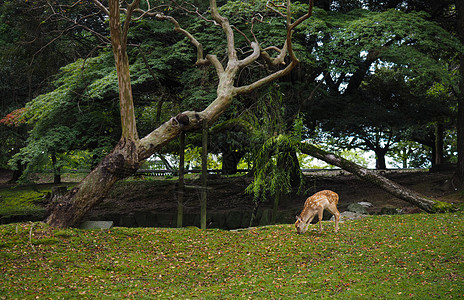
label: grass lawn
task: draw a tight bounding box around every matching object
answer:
[0,212,463,299]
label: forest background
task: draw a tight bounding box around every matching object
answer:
[0,0,463,226]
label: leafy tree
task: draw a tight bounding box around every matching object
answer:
[45,0,314,227]
[244,86,305,224]
[0,108,28,180]
[0,0,104,174]
[8,0,454,227]
[9,54,121,182]
[7,5,203,180]
[388,141,431,169]
[297,8,462,169]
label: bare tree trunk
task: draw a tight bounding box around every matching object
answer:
[375,149,387,170]
[435,123,444,167]
[177,132,185,228]
[51,153,61,184]
[201,121,208,229]
[46,139,139,227]
[299,143,455,213]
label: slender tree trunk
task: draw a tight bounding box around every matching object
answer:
[272,191,280,224]
[108,0,138,142]
[375,149,387,170]
[402,148,408,169]
[222,149,243,175]
[435,123,444,167]
[51,153,61,184]
[200,121,208,229]
[177,132,185,228]
[299,143,454,213]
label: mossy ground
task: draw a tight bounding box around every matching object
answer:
[0,185,50,218]
[1,212,463,299]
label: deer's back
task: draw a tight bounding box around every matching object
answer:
[304,190,339,209]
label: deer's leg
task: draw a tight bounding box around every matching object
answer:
[327,204,340,233]
[318,208,324,233]
[306,215,315,232]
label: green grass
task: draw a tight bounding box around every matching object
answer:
[0,213,463,299]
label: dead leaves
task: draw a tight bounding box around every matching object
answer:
[0,212,463,298]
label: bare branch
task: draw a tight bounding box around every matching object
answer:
[172,0,218,26]
[286,0,314,61]
[266,2,287,18]
[235,0,314,94]
[261,41,288,66]
[90,0,109,15]
[237,42,261,69]
[210,0,238,63]
[250,14,264,43]
[232,25,252,46]
[233,60,297,95]
[121,0,142,48]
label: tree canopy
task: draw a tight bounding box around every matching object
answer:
[0,0,461,222]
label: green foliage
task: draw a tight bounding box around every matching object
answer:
[0,0,101,167]
[8,53,122,180]
[388,141,432,169]
[306,8,462,76]
[184,145,221,170]
[1,212,463,298]
[5,0,460,176]
[432,201,459,213]
[246,87,305,203]
[247,134,301,199]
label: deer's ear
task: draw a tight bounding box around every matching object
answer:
[295,215,301,221]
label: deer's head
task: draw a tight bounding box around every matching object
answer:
[295,215,308,234]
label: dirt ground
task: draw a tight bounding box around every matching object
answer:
[1,169,462,220]
[77,169,463,219]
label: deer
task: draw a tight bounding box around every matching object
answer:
[295,190,340,234]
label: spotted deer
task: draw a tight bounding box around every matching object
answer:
[295,190,340,234]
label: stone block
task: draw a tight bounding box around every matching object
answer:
[79,221,113,230]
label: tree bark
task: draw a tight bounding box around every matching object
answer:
[177,132,185,228]
[200,120,208,229]
[375,148,387,170]
[435,123,444,167]
[46,138,139,227]
[221,148,244,175]
[299,143,454,213]
[51,153,61,184]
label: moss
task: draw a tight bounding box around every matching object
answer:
[432,200,459,213]
[0,186,50,216]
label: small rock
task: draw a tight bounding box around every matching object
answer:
[347,203,369,215]
[380,206,401,215]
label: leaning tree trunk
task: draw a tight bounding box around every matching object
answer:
[46,138,139,227]
[299,143,455,213]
